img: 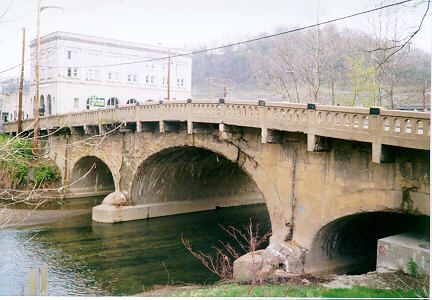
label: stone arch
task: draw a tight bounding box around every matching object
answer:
[130,146,263,205]
[305,211,429,274]
[127,142,289,242]
[69,155,115,196]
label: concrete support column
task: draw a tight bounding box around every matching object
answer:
[187,120,193,135]
[69,126,83,135]
[84,125,91,135]
[136,121,142,133]
[159,120,165,133]
[261,128,281,144]
[99,124,106,135]
[219,123,232,140]
[372,143,395,163]
[372,143,382,164]
[307,134,328,152]
[261,128,269,144]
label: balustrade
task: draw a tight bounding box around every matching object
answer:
[3,101,429,152]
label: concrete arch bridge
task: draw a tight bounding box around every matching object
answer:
[4,99,430,274]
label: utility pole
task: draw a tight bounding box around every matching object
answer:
[33,0,41,159]
[167,49,171,101]
[422,81,427,111]
[17,27,25,134]
[32,0,62,159]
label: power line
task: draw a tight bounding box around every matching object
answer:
[0,0,417,74]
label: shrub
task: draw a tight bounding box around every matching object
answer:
[32,163,60,186]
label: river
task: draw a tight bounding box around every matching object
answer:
[0,199,271,296]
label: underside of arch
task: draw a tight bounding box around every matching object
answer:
[305,211,429,275]
[68,156,115,198]
[130,146,264,208]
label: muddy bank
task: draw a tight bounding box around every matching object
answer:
[0,208,89,228]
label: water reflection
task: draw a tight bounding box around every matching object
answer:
[0,203,270,296]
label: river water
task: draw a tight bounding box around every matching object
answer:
[0,200,270,296]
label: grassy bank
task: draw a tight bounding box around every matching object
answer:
[0,133,60,190]
[168,282,420,298]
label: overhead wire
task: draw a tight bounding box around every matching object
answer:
[0,0,419,74]
[40,0,416,70]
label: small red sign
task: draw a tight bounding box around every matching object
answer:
[378,245,386,256]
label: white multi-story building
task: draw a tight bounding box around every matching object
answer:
[24,31,192,117]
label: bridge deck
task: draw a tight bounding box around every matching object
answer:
[3,100,430,155]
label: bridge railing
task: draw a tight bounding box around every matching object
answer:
[3,100,429,153]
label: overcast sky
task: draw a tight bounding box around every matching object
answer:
[0,0,430,78]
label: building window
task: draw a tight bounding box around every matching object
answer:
[74,98,79,109]
[162,77,166,85]
[47,94,52,115]
[67,67,72,77]
[108,72,112,80]
[73,68,78,77]
[94,70,100,80]
[127,73,132,82]
[176,78,184,87]
[67,50,72,59]
[145,75,149,84]
[133,73,138,83]
[39,95,45,116]
[150,76,155,84]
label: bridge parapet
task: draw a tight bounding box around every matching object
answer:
[4,100,429,162]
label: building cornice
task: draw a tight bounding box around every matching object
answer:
[30,31,191,58]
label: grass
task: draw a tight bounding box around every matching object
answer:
[169,283,419,298]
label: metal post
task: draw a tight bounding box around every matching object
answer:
[17,28,25,134]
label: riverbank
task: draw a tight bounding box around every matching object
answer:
[139,272,428,297]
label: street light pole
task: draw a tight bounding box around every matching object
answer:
[32,0,62,160]
[33,0,41,159]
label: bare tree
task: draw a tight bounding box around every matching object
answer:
[182,220,271,280]
[0,121,125,228]
[365,0,430,108]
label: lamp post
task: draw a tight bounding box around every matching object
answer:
[33,0,62,160]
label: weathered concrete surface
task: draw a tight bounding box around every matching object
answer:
[101,191,127,206]
[233,250,264,281]
[376,232,430,276]
[40,120,429,274]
